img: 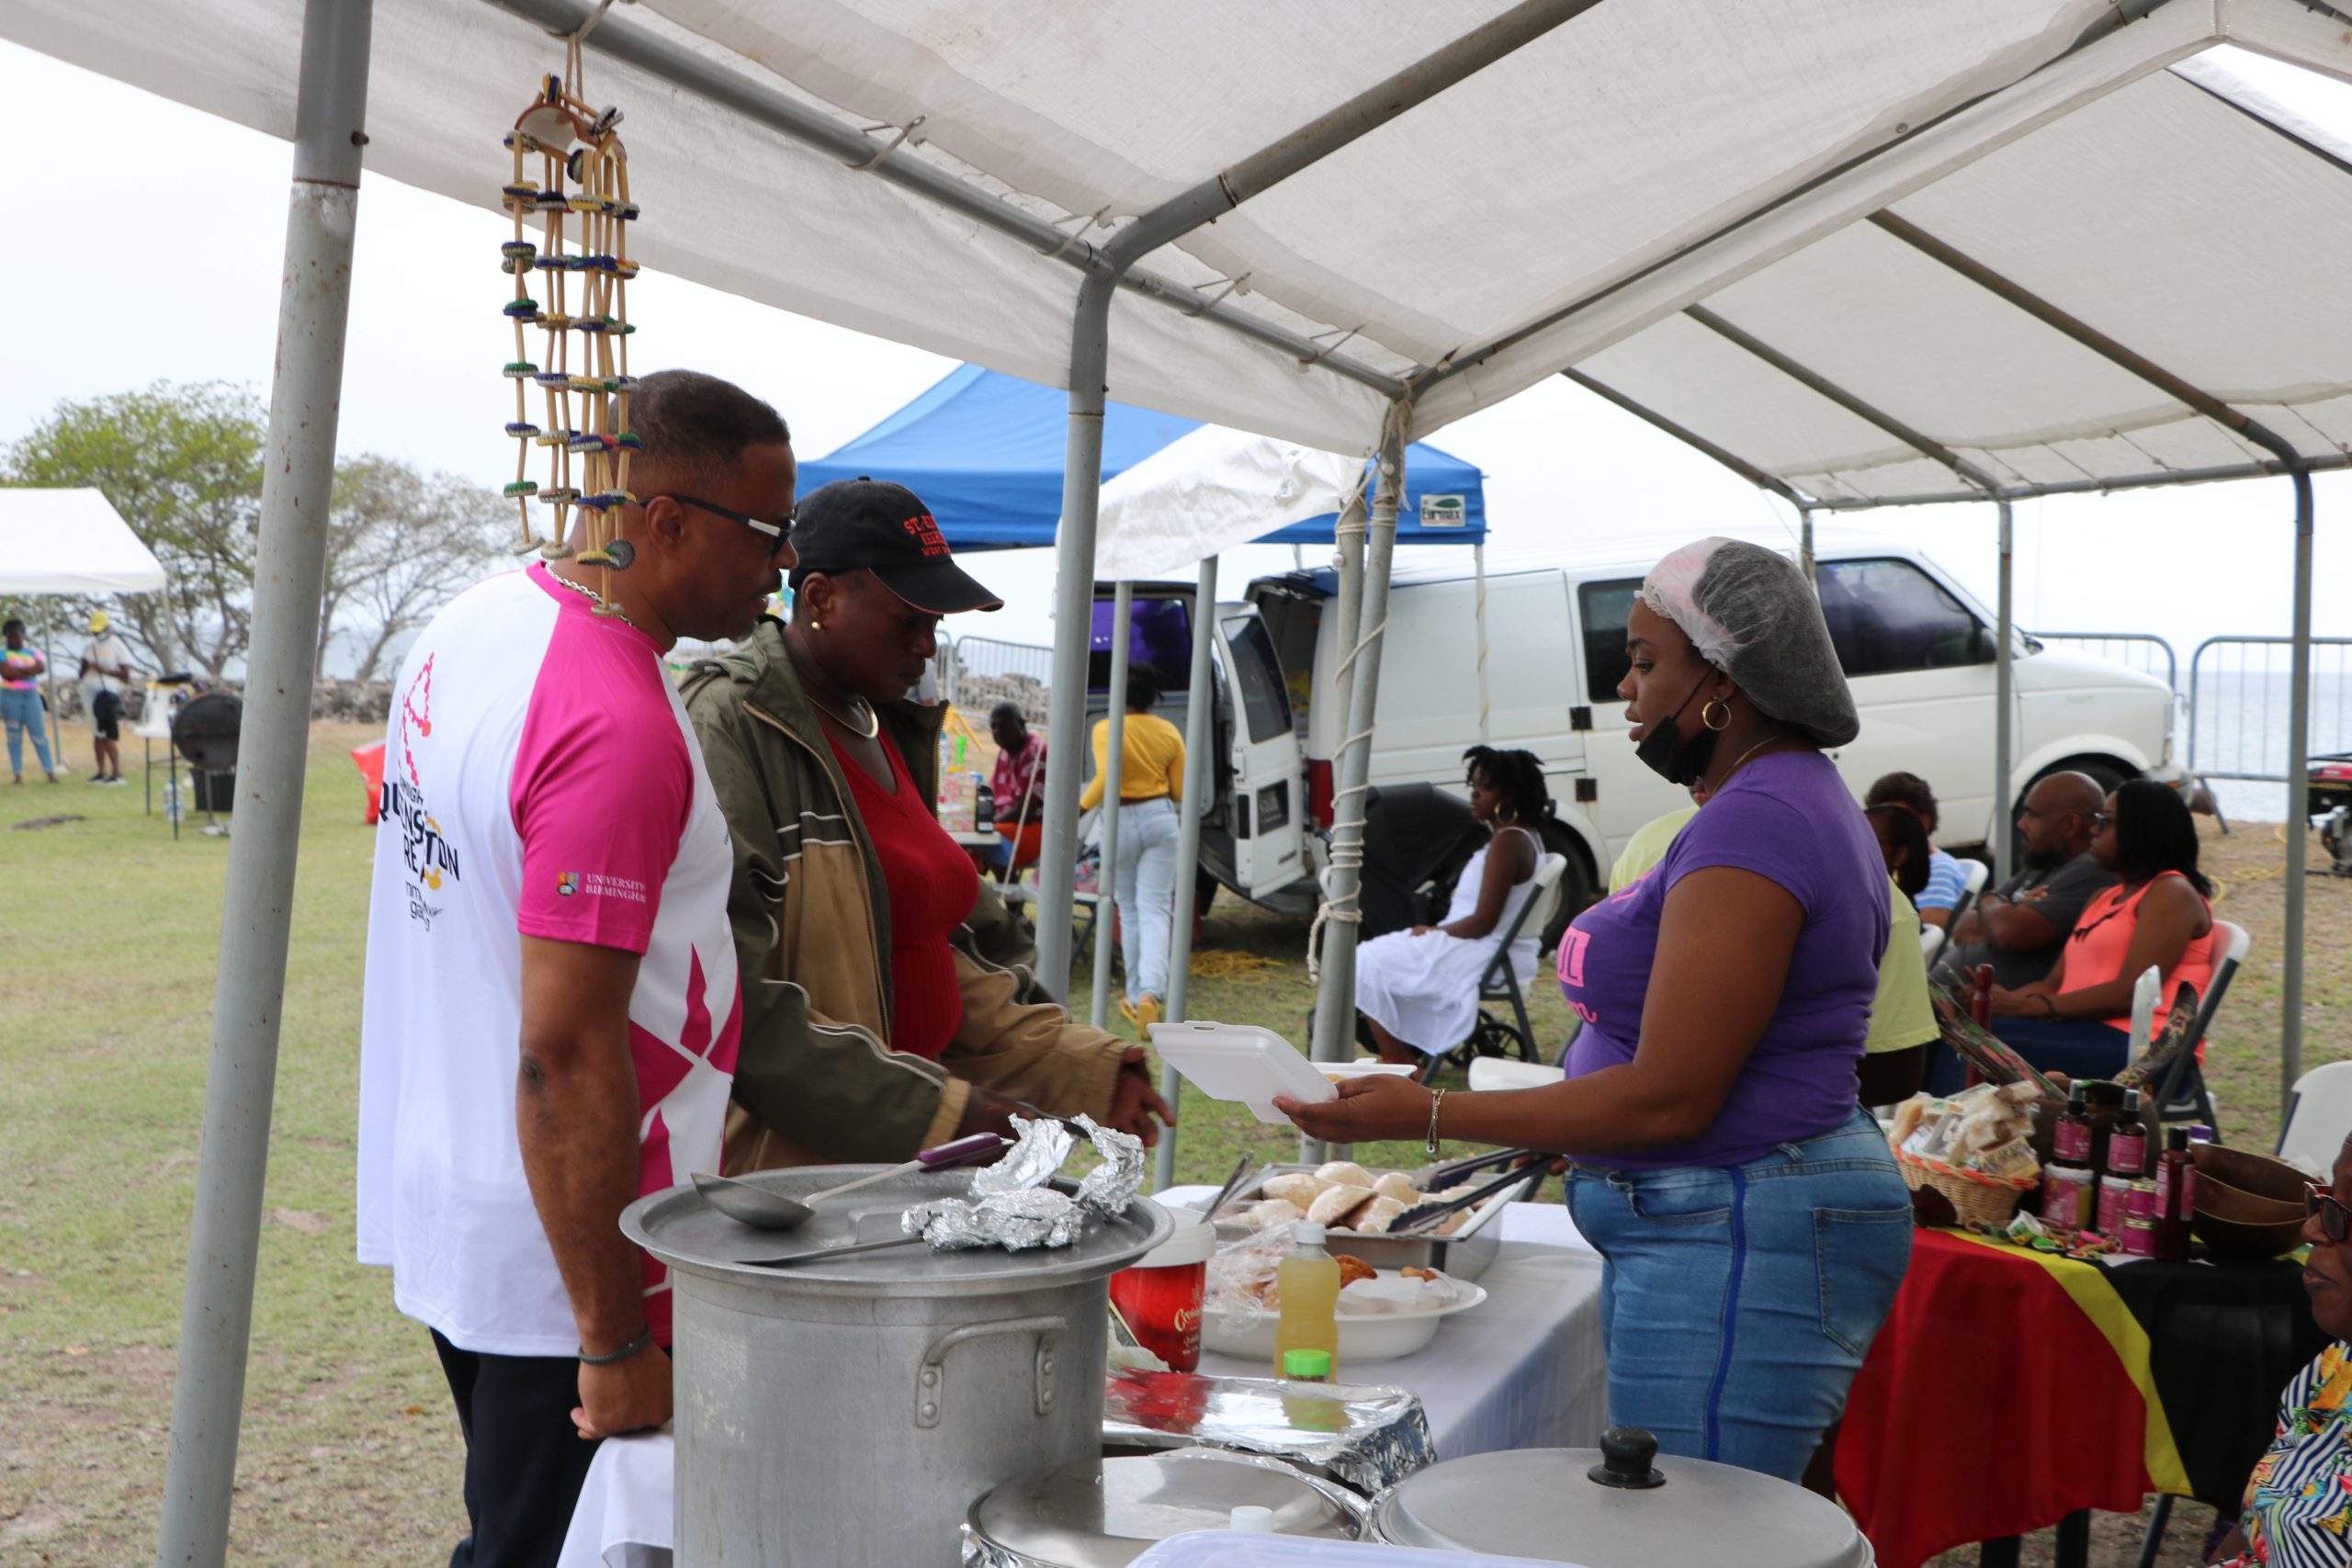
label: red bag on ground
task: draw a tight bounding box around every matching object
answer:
[353,740,387,825]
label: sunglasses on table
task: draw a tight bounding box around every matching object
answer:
[2308,1183,2352,1243]
[651,493,796,559]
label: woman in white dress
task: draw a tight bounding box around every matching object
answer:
[1357,746,1547,1075]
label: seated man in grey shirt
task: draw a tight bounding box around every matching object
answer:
[1934,771,2117,989]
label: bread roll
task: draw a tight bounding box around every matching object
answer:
[1372,1171,1419,1203]
[1241,1198,1305,1227]
[1352,1196,1407,1234]
[1306,1183,1375,1229]
[1314,1160,1373,1188]
[1333,1253,1377,1288]
[1261,1173,1325,1208]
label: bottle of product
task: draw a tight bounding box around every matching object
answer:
[2041,1164,2094,1231]
[2096,1171,2131,1236]
[2154,1127,2199,1262]
[2107,1090,2149,1180]
[2054,1083,2091,1167]
[1273,1222,1340,1381]
[2120,1216,2155,1258]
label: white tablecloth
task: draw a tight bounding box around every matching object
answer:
[556,1196,1608,1568]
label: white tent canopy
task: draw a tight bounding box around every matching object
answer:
[1570,56,2352,504]
[16,0,2317,454]
[1091,425,1365,581]
[0,488,165,594]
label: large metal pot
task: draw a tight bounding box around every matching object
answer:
[1370,1428,1873,1568]
[624,1167,1172,1566]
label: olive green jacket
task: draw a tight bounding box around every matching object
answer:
[680,618,1128,1172]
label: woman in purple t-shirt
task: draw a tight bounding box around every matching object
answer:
[1279,538,1911,1483]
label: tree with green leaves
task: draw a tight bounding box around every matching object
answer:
[4,382,514,687]
[3,380,265,680]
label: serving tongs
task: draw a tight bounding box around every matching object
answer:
[1390,1164,1544,1236]
[1415,1146,1548,1191]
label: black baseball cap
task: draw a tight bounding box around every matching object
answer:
[789,477,1002,614]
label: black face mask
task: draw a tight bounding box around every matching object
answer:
[1634,676,1718,787]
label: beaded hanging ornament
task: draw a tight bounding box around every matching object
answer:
[499,58,641,612]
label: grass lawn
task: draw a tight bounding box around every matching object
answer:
[0,716,2341,1563]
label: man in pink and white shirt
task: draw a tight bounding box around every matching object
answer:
[358,371,796,1567]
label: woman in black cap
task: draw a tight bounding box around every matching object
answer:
[684,477,1171,1177]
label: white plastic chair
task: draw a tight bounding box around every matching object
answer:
[1944,856,1991,931]
[1473,853,1568,1060]
[2278,1059,2352,1170]
[2150,919,2252,1131]
[1917,923,1947,968]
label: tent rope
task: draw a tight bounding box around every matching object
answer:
[1182,273,1251,317]
[847,116,928,172]
[1045,205,1114,261]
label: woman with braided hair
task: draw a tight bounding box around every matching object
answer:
[1353,745,1549,1074]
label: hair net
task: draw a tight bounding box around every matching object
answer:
[1638,537,1860,748]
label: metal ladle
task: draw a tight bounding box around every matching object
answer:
[693,1132,1008,1231]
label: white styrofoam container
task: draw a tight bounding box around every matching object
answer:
[1200,1280,1489,1365]
[1130,1529,1579,1566]
[1149,1021,1340,1124]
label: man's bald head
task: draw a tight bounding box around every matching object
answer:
[2018,770,2108,863]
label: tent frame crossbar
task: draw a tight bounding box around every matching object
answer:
[1030,0,1603,997]
[1569,212,2321,1120]
[484,0,1413,399]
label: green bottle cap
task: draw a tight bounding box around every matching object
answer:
[1281,1348,1333,1380]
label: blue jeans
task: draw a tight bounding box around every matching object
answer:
[1114,796,1180,1004]
[1,688,51,776]
[1922,1016,2132,1095]
[1564,1107,1913,1482]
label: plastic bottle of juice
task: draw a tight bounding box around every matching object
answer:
[1272,1222,1340,1380]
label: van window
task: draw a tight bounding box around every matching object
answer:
[1088,596,1192,693]
[1221,615,1294,744]
[1815,558,1986,677]
[1577,578,1641,703]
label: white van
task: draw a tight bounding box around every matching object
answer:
[1088,539,2177,936]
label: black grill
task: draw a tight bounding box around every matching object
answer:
[172,694,243,774]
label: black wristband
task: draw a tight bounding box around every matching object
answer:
[578,1324,654,1365]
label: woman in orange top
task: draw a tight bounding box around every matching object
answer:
[1958,779,2214,1088]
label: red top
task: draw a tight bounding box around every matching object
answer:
[2065,870,2217,1039]
[829,728,978,1060]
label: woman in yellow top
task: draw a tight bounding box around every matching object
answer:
[1081,662,1186,1027]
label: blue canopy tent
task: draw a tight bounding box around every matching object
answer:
[799,364,1487,550]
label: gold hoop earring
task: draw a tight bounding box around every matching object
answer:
[1701,698,1733,732]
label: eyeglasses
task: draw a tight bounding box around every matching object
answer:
[2089,811,2114,830]
[650,493,796,559]
[2308,1183,2352,1244]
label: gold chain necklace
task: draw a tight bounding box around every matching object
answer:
[547,568,644,635]
[808,690,880,740]
[1719,732,1792,784]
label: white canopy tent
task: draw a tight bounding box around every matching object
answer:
[0,487,167,773]
[14,1,2352,1559]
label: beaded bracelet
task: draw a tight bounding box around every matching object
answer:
[578,1324,653,1365]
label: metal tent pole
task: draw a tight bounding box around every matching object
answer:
[1472,542,1492,742]
[1155,555,1220,1191]
[1029,0,1594,997]
[155,2,371,1562]
[39,601,62,776]
[1090,581,1133,1029]
[1305,416,1406,1165]
[1994,498,2017,885]
[1798,505,1816,583]
[2284,471,2315,1118]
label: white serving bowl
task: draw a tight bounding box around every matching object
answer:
[1201,1280,1489,1365]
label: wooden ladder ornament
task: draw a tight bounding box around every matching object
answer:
[499,63,639,615]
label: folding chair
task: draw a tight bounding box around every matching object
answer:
[1917,922,1948,969]
[1452,853,1568,1067]
[2278,1059,2352,1171]
[1944,857,1990,931]
[2148,919,2250,1134]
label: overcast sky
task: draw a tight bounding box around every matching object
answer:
[6,37,2349,676]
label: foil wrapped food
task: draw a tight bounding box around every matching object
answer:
[904,1113,1143,1252]
[1102,1370,1435,1497]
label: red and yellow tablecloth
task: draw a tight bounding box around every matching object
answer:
[1836,1228,2324,1568]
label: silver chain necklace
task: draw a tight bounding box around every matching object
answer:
[548,568,644,635]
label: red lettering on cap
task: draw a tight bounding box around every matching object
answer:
[903,513,950,558]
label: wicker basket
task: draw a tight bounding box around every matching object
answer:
[1894,1144,2040,1228]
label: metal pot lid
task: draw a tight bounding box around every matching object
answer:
[622,1168,1172,1298]
[970,1450,1362,1567]
[1373,1430,1871,1568]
